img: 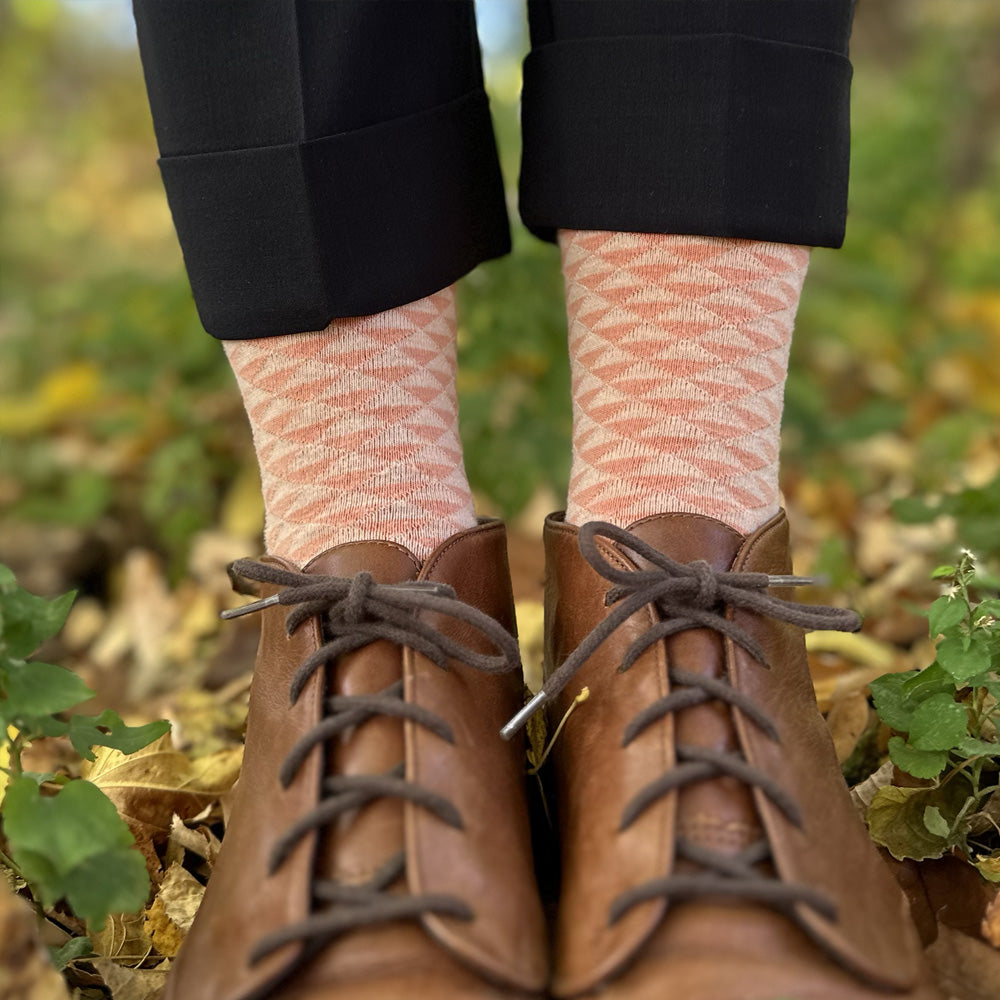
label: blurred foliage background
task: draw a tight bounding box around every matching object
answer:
[2,0,1000,616]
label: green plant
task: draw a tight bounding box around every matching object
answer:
[867,552,1000,876]
[0,563,169,928]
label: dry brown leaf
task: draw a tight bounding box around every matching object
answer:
[81,734,242,874]
[90,911,153,967]
[927,924,1000,1000]
[156,863,204,935]
[165,815,221,871]
[0,879,70,1000]
[850,760,895,817]
[92,957,171,1000]
[120,549,179,700]
[982,892,1000,948]
[827,693,872,764]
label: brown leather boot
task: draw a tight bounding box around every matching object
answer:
[515,511,940,1000]
[165,520,547,1000]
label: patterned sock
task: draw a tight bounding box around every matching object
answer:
[560,230,809,535]
[223,288,477,565]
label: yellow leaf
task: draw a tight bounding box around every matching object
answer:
[142,896,184,959]
[805,630,895,669]
[219,462,264,541]
[984,892,1000,949]
[81,734,241,875]
[0,726,16,807]
[89,910,153,967]
[0,361,101,435]
[155,862,204,936]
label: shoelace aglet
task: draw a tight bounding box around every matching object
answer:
[385,581,455,598]
[220,594,281,619]
[501,689,551,740]
[767,574,828,588]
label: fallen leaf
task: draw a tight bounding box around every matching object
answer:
[142,896,184,959]
[156,862,204,934]
[805,630,896,670]
[976,856,1000,883]
[514,599,544,695]
[866,778,971,861]
[0,877,70,1000]
[165,814,221,871]
[826,692,872,763]
[89,910,153,967]
[927,924,1000,1000]
[92,957,171,1000]
[983,893,1000,948]
[850,759,895,817]
[81,734,241,876]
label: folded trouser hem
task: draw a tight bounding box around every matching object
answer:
[158,89,510,340]
[518,33,853,249]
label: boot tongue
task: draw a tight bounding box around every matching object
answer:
[625,512,743,571]
[301,541,421,888]
[622,513,766,860]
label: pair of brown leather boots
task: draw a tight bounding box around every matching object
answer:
[165,511,941,1000]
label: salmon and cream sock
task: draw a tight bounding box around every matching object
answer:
[223,287,477,565]
[559,230,810,536]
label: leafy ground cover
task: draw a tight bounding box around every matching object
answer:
[3,2,1000,998]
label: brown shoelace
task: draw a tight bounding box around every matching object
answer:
[222,559,522,967]
[503,521,861,926]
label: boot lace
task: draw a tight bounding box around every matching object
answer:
[503,521,861,927]
[222,558,522,965]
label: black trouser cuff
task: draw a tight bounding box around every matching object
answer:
[519,33,852,249]
[158,89,510,340]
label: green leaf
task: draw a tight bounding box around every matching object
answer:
[927,595,967,638]
[867,779,970,861]
[887,736,948,779]
[923,805,951,839]
[0,586,75,658]
[2,777,149,928]
[0,565,16,591]
[974,598,1000,622]
[900,661,956,701]
[49,936,92,970]
[870,671,919,731]
[931,565,957,580]
[892,496,938,524]
[67,710,170,761]
[0,660,93,717]
[937,633,992,682]
[908,693,968,751]
[956,736,999,758]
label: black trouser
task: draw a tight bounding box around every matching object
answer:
[133,1,856,340]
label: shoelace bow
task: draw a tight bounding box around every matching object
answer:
[503,521,861,927]
[222,558,522,966]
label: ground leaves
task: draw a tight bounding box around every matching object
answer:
[867,777,973,861]
[2,777,149,928]
[0,876,71,1000]
[81,734,241,877]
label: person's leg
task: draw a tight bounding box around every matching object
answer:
[133,5,547,999]
[520,0,852,537]
[517,4,940,999]
[559,230,807,534]
[133,0,508,564]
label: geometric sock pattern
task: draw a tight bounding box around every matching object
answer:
[560,230,809,535]
[223,287,476,565]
